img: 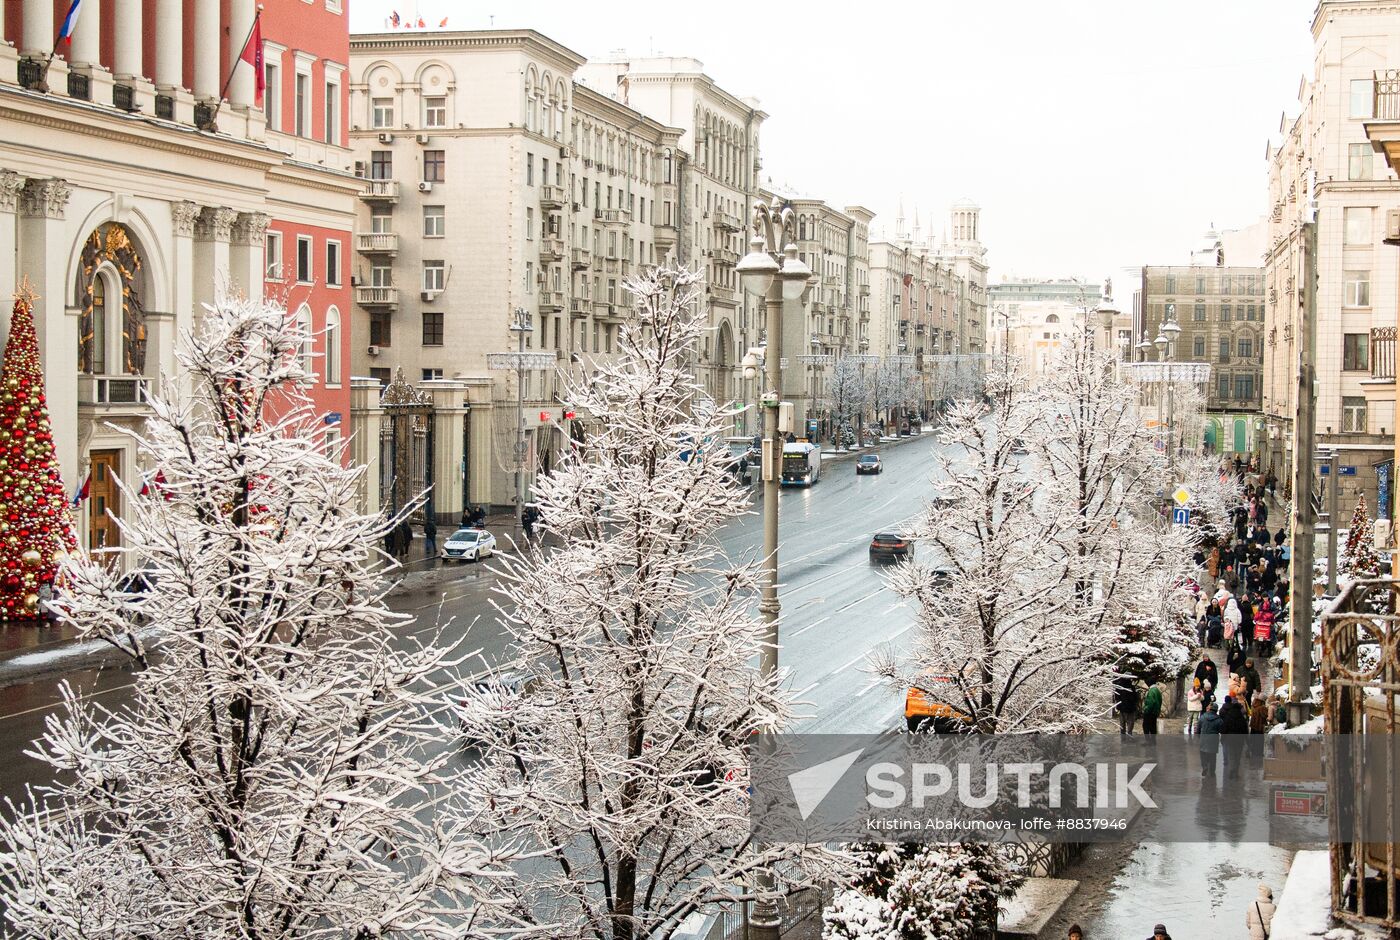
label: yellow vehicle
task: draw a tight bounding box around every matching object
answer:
[904,678,972,733]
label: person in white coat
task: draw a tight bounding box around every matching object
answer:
[1224,598,1243,644]
[1246,883,1275,939]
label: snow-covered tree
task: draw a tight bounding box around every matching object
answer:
[1344,494,1381,578]
[823,355,870,450]
[0,298,519,939]
[823,842,1022,940]
[1175,451,1245,544]
[459,266,838,939]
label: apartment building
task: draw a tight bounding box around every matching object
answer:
[1139,265,1265,455]
[347,31,686,518]
[0,0,356,555]
[1263,0,1400,512]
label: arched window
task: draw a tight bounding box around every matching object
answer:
[89,272,109,374]
[1045,313,1060,324]
[663,148,673,183]
[325,307,341,385]
[78,224,146,376]
[295,304,314,377]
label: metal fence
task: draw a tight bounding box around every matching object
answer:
[1372,326,1396,381]
[1374,69,1400,121]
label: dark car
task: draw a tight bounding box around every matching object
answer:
[869,532,912,561]
[856,454,882,475]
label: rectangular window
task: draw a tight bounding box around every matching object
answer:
[295,72,310,137]
[1345,270,1371,307]
[1218,337,1230,363]
[526,208,534,240]
[369,366,391,386]
[296,236,312,283]
[1343,396,1368,432]
[1165,276,1176,294]
[1237,337,1253,359]
[1217,374,1230,400]
[324,79,339,142]
[370,207,392,234]
[1351,78,1374,119]
[370,264,391,287]
[264,62,280,131]
[423,96,446,128]
[369,314,390,347]
[423,205,444,237]
[1193,335,1205,358]
[527,154,534,186]
[1349,142,1374,181]
[422,261,445,292]
[324,240,340,287]
[264,231,282,280]
[1221,304,1231,321]
[1234,374,1255,401]
[525,261,533,294]
[1344,332,1370,371]
[1345,207,1373,245]
[1196,276,1206,294]
[370,150,391,179]
[422,311,444,346]
[372,97,394,128]
[1245,304,1256,321]
[422,368,443,382]
[423,150,445,183]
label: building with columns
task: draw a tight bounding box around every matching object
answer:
[0,0,356,554]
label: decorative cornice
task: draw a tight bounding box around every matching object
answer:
[0,170,23,213]
[19,177,71,219]
[196,206,238,242]
[233,211,271,246]
[171,200,199,236]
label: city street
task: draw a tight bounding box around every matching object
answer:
[0,434,948,808]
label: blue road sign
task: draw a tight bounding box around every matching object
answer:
[1172,507,1190,526]
[1319,465,1358,476]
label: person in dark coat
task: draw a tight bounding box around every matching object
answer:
[1241,658,1262,703]
[384,525,399,558]
[1146,925,1173,940]
[1274,527,1287,547]
[1227,639,1248,678]
[1194,652,1219,695]
[424,518,438,559]
[396,519,413,559]
[1114,676,1139,735]
[1198,704,1222,776]
[1220,695,1250,779]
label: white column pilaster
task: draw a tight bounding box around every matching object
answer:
[350,378,384,516]
[230,212,269,302]
[20,0,52,58]
[68,0,101,68]
[0,172,24,337]
[193,0,221,101]
[112,0,143,81]
[154,0,183,90]
[192,206,237,315]
[228,0,255,110]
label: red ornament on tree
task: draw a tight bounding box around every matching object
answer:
[0,283,77,621]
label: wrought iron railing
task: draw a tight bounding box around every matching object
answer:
[1324,579,1400,933]
[155,94,175,120]
[1372,326,1396,380]
[17,58,45,91]
[112,83,136,112]
[1374,69,1400,121]
[194,101,216,130]
[66,71,90,101]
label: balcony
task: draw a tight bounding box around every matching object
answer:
[355,286,399,308]
[712,248,739,267]
[708,283,736,306]
[570,297,590,317]
[540,238,565,262]
[603,258,621,275]
[540,184,566,209]
[1365,71,1400,189]
[356,232,399,256]
[713,210,742,232]
[79,374,151,407]
[1372,326,1396,381]
[654,223,678,252]
[600,208,632,225]
[571,247,591,269]
[360,179,400,203]
[860,283,871,297]
[539,291,565,311]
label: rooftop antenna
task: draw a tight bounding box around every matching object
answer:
[489,14,495,27]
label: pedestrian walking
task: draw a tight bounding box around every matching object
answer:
[1067,926,1084,940]
[1114,676,1140,735]
[397,519,414,559]
[424,518,438,560]
[1199,702,1222,777]
[1185,679,1204,735]
[1141,681,1163,736]
[1224,597,1242,645]
[1146,922,1173,940]
[1241,657,1262,704]
[1228,641,1248,681]
[1247,884,1276,940]
[1220,695,1249,779]
[1194,652,1219,698]
[384,524,399,559]
[1249,693,1269,735]
[1254,600,1276,658]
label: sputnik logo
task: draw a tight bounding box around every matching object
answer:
[787,747,865,821]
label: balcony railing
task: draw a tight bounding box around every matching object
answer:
[360,179,400,202]
[539,238,565,261]
[355,286,399,307]
[713,210,742,232]
[600,208,631,225]
[570,297,589,317]
[66,71,90,101]
[355,232,399,255]
[539,291,564,311]
[79,374,151,406]
[571,247,591,269]
[712,248,739,267]
[1372,326,1396,380]
[540,184,566,209]
[1375,69,1400,121]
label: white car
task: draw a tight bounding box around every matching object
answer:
[442,527,496,562]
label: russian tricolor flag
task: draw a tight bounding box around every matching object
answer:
[57,0,84,45]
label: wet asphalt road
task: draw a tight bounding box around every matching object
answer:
[0,432,950,809]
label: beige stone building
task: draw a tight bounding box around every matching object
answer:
[1263,0,1400,512]
[347,31,689,516]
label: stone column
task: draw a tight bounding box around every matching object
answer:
[20,0,52,59]
[192,206,237,316]
[17,178,78,495]
[0,172,24,335]
[228,0,256,110]
[425,380,469,525]
[112,0,142,80]
[230,212,269,302]
[68,0,100,68]
[193,0,221,102]
[350,377,385,516]
[459,376,497,508]
[154,0,183,91]
[155,200,199,397]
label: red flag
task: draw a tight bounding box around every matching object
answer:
[237,14,265,107]
[390,10,400,26]
[417,16,425,27]
[439,16,448,26]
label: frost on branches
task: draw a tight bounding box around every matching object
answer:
[0,298,519,939]
[459,267,838,939]
[823,842,1022,940]
[822,355,870,450]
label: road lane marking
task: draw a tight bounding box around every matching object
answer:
[0,681,137,722]
[834,588,883,613]
[787,616,829,639]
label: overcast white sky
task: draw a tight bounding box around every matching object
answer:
[351,0,1318,285]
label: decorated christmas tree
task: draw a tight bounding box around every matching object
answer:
[1345,493,1381,579]
[0,284,76,620]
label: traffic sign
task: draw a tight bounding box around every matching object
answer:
[1172,486,1192,506]
[1172,507,1190,526]
[1319,465,1357,476]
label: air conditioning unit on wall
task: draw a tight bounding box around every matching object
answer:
[418,181,433,193]
[377,132,393,144]
[367,345,381,356]
[1386,208,1400,244]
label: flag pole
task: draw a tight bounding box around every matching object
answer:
[203,7,261,130]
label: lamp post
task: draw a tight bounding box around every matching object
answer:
[797,337,830,443]
[736,199,809,940]
[487,308,554,532]
[1154,313,1182,473]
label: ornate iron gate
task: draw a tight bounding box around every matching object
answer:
[379,369,435,522]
